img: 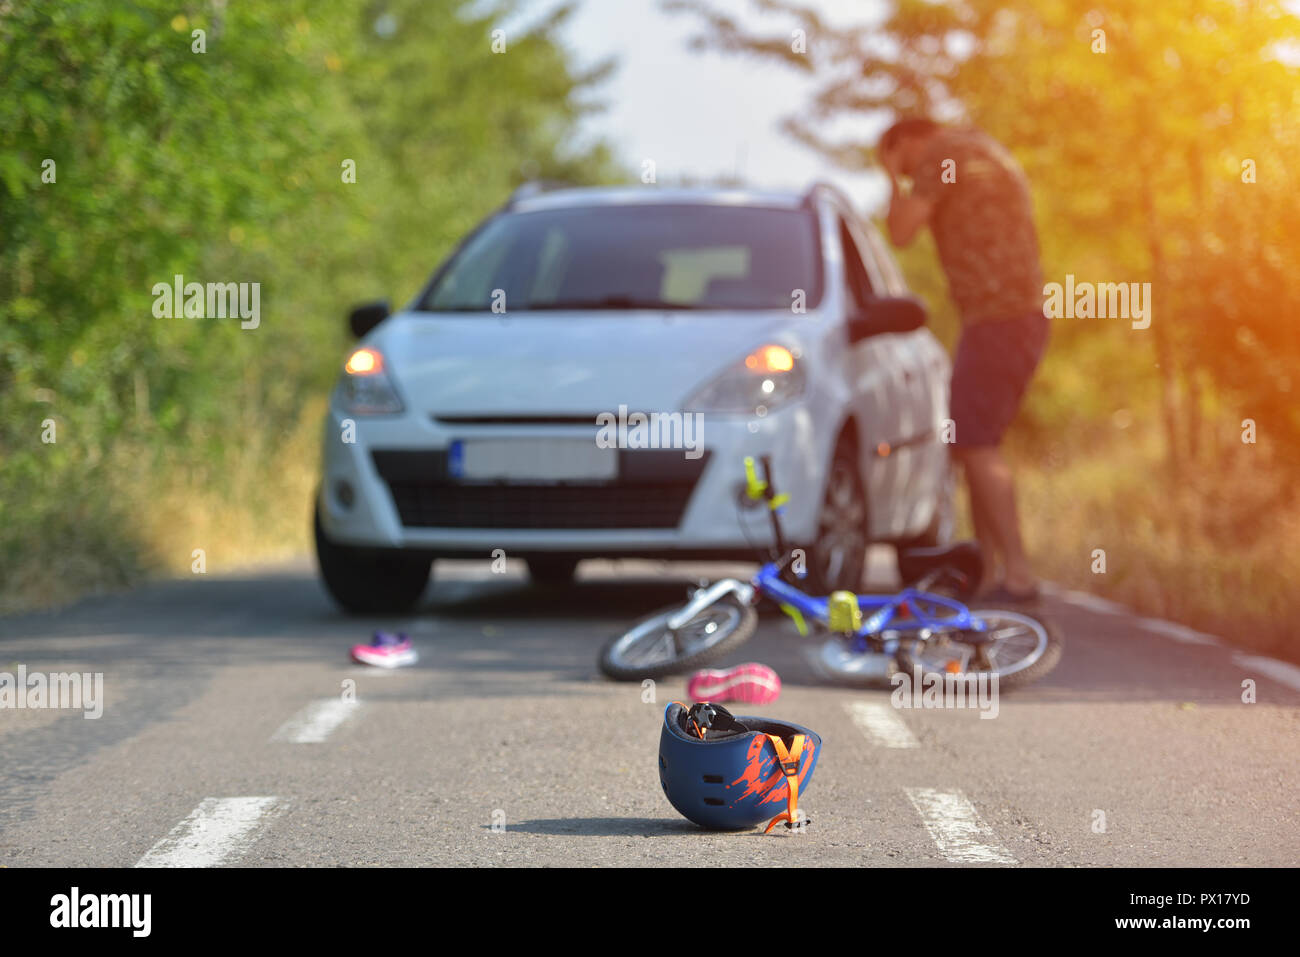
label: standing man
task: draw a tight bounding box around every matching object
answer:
[879,118,1049,603]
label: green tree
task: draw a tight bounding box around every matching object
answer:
[0,0,617,606]
[663,0,1300,474]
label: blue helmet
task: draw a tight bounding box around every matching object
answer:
[659,701,821,832]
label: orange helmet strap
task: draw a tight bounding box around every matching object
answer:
[763,733,808,834]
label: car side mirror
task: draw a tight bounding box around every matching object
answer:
[348,300,390,338]
[845,296,927,343]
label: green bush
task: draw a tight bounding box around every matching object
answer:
[0,0,618,608]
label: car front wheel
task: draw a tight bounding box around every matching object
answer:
[806,439,868,594]
[313,503,432,615]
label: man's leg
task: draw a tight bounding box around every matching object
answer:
[960,451,1002,590]
[955,446,1035,593]
[947,313,1050,596]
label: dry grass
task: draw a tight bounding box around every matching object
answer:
[131,396,326,580]
[0,397,325,615]
[1006,430,1300,662]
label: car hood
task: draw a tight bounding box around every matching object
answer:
[368,310,809,415]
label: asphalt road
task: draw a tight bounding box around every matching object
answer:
[1,553,1297,867]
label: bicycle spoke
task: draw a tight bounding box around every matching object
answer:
[607,600,744,672]
[907,611,1048,679]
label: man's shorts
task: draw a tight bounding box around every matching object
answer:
[949,312,1050,449]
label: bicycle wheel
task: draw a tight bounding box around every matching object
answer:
[598,595,758,681]
[895,608,1063,691]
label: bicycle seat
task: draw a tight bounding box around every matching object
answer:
[897,541,984,596]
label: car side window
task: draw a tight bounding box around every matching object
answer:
[861,225,909,297]
[838,217,873,310]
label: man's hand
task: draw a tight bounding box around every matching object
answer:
[883,157,933,247]
[878,143,903,182]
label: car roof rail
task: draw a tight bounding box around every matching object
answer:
[505,179,575,209]
[802,179,856,212]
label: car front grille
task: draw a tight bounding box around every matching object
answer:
[371,449,710,530]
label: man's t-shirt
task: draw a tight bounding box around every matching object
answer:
[907,127,1043,325]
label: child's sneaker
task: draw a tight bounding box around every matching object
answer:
[687,662,781,705]
[351,632,417,668]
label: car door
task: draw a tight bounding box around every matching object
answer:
[855,221,933,448]
[833,209,909,539]
[858,219,951,539]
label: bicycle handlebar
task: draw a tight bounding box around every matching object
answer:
[743,454,788,559]
[743,455,768,503]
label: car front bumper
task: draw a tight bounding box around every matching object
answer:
[317,402,832,558]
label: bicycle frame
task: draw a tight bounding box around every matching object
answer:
[752,561,985,650]
[742,454,985,651]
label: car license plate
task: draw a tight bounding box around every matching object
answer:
[448,439,617,483]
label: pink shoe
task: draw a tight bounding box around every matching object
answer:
[350,632,417,668]
[687,663,781,705]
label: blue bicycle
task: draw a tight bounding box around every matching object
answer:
[599,455,1063,689]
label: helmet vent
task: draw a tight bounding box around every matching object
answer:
[702,775,724,783]
[702,797,725,806]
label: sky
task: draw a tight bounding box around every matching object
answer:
[501,0,1300,214]
[517,0,894,212]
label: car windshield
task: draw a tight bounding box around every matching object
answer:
[417,203,823,312]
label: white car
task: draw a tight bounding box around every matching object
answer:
[314,183,953,613]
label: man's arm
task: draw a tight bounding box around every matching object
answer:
[885,174,934,247]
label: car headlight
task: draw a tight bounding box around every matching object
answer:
[685,344,805,413]
[335,347,405,414]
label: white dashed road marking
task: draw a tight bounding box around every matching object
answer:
[135,797,286,868]
[1049,585,1300,691]
[1232,654,1300,693]
[1057,589,1128,615]
[905,787,1018,864]
[271,699,360,743]
[844,700,919,749]
[1135,617,1221,646]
